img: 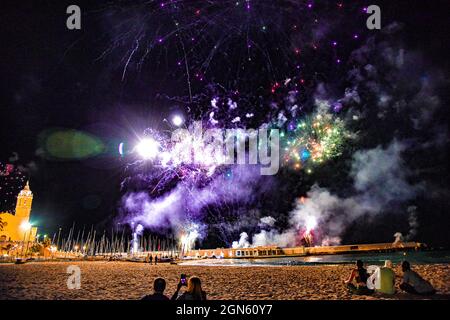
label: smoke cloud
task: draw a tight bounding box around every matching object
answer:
[238,139,421,247]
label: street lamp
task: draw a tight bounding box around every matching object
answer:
[20,221,32,232]
[56,228,62,257]
[20,221,32,257]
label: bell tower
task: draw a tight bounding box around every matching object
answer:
[15,181,33,218]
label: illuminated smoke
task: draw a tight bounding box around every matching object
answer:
[233,140,421,247]
[131,223,144,254]
[232,232,250,249]
[179,223,202,254]
[393,232,404,245]
[259,216,276,228]
[406,206,419,241]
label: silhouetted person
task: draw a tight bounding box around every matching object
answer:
[172,276,207,300]
[154,255,158,265]
[400,261,436,295]
[344,260,374,295]
[141,277,170,300]
[149,255,153,264]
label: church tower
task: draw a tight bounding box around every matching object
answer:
[15,181,33,219]
[0,181,37,242]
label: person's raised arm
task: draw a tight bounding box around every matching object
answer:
[171,281,183,300]
[344,269,356,284]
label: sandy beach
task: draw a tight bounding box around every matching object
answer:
[0,261,449,300]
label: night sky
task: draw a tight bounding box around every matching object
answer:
[1,0,449,248]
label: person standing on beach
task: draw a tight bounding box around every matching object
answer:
[154,255,158,265]
[149,254,153,264]
[400,261,436,295]
[344,260,374,295]
[141,278,170,300]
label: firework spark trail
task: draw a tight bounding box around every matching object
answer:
[98,0,352,90]
[122,39,140,81]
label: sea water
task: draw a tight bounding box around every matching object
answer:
[180,250,450,267]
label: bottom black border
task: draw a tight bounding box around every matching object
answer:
[0,300,447,319]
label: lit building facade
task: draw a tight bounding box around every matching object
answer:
[0,181,37,242]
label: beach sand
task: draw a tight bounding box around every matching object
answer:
[0,261,449,300]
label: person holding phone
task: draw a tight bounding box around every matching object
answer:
[171,275,207,300]
[180,273,187,286]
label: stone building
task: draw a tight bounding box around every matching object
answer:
[0,181,37,242]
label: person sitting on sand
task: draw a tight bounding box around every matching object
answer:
[171,276,207,301]
[400,261,436,295]
[141,277,170,300]
[375,260,396,295]
[344,260,374,295]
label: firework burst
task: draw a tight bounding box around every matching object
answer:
[281,108,348,171]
